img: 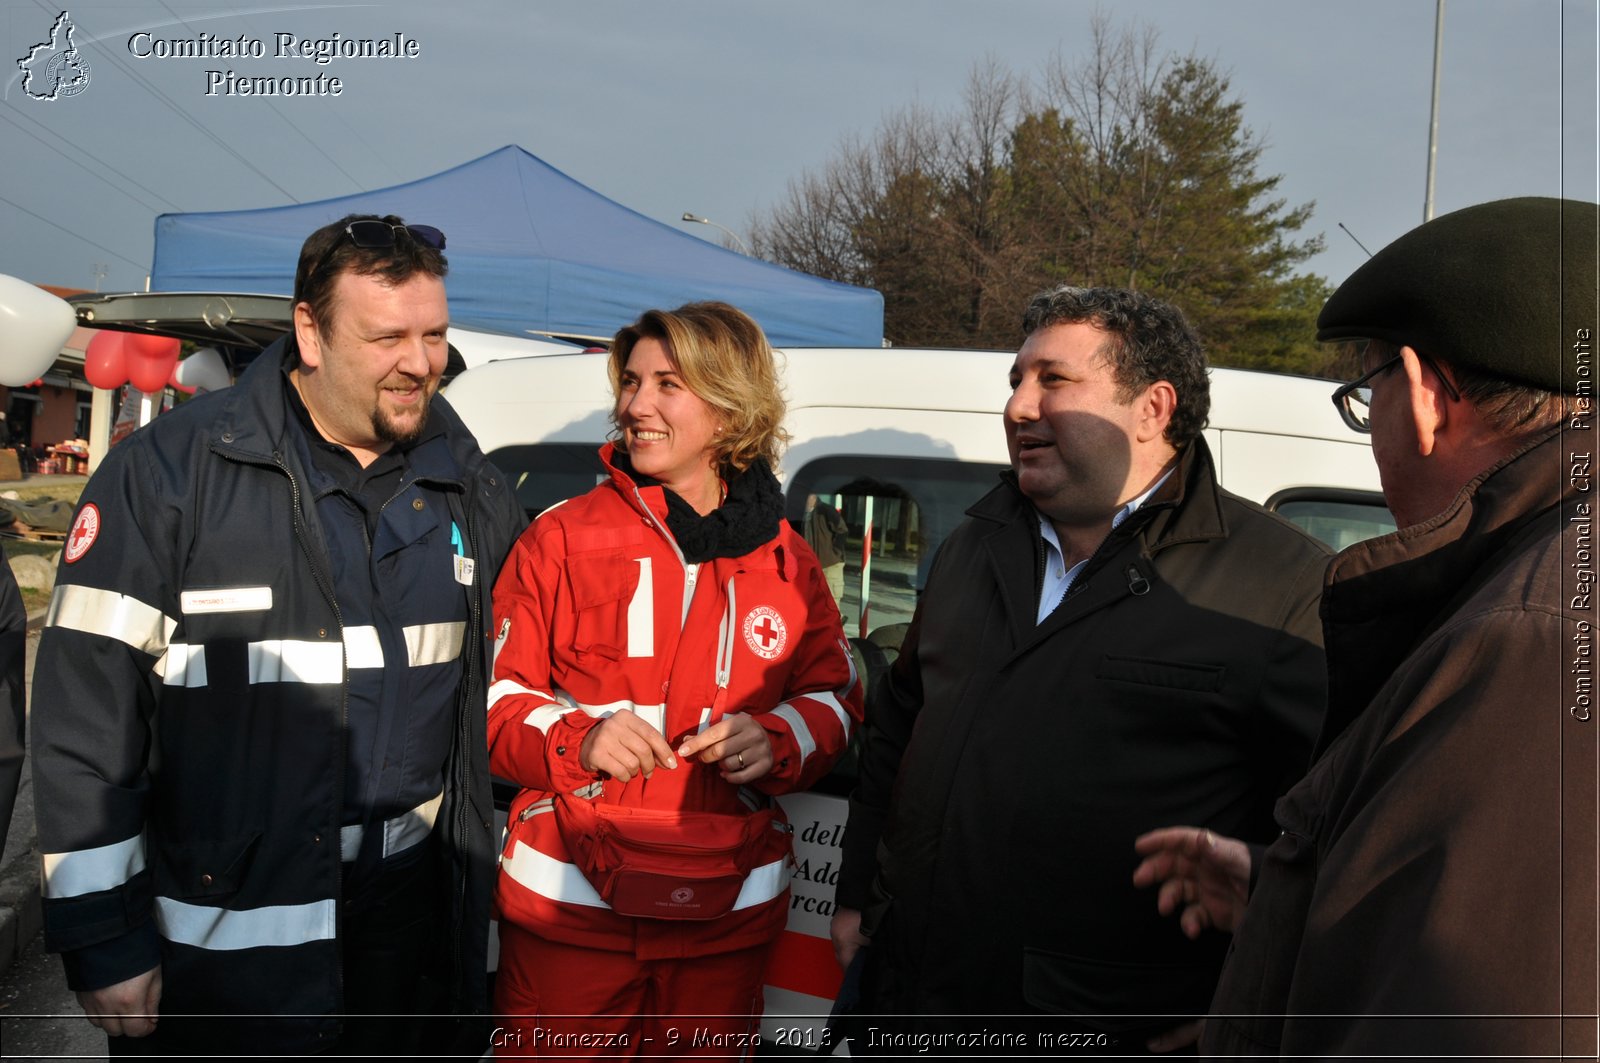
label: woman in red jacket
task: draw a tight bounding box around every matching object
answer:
[487,301,862,1056]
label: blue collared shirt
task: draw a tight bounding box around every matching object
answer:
[1035,469,1173,624]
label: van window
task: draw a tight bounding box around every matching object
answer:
[1269,489,1397,551]
[488,443,607,518]
[785,455,1008,640]
[785,455,1005,794]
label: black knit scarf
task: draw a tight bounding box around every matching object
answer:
[613,453,786,563]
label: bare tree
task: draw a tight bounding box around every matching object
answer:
[751,15,1329,370]
[750,81,1017,346]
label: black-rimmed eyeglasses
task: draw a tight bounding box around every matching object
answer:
[1330,343,1460,433]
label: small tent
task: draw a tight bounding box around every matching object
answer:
[150,145,883,348]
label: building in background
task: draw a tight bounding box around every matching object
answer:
[0,286,96,474]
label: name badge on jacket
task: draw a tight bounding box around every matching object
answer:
[451,522,475,586]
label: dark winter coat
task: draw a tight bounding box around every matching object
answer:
[837,437,1330,1040]
[31,338,526,1054]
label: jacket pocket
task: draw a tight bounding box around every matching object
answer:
[565,552,642,661]
[1022,946,1219,1037]
[1096,654,1225,693]
[155,832,262,900]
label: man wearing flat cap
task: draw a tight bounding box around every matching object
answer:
[1135,197,1598,1056]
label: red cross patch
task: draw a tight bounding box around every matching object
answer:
[741,605,788,661]
[64,503,100,564]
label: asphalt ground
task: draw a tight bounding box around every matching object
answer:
[0,623,106,1060]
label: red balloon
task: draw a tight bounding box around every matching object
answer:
[124,333,180,395]
[84,331,129,390]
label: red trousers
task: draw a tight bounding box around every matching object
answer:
[493,923,768,1059]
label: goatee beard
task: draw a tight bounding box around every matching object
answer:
[371,391,431,447]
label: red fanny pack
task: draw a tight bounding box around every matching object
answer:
[554,797,793,921]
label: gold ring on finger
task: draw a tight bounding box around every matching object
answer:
[737,751,746,768]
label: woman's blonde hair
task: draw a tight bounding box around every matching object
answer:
[608,301,789,473]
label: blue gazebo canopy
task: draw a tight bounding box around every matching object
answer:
[150,145,883,348]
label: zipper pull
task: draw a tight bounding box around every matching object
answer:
[1125,565,1151,596]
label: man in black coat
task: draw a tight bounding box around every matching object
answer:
[832,286,1330,1053]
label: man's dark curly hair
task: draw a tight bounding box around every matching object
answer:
[293,213,448,337]
[1021,286,1211,448]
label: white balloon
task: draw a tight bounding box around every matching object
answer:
[0,274,77,387]
[175,347,232,393]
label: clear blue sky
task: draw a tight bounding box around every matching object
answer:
[3,0,1595,300]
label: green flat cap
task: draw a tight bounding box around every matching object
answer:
[1318,197,1597,394]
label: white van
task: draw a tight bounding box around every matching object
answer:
[443,346,1392,1041]
[66,290,584,376]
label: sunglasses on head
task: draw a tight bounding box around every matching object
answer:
[340,219,446,251]
[302,220,447,301]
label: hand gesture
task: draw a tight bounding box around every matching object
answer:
[1132,826,1251,938]
[578,709,678,782]
[676,712,773,784]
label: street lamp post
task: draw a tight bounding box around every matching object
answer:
[681,212,751,256]
[1424,0,1445,222]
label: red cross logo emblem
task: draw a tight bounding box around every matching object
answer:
[64,503,100,564]
[742,605,788,661]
